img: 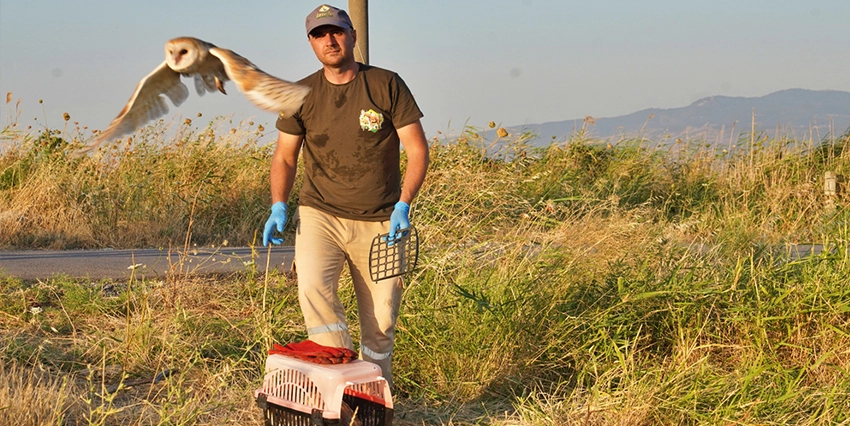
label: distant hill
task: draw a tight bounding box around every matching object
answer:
[504,89,850,146]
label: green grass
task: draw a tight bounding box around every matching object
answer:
[2,106,850,424]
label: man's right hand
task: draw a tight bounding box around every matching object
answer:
[262,201,288,246]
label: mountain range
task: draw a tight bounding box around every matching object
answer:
[503,89,850,146]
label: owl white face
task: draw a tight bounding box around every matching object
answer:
[164,38,202,73]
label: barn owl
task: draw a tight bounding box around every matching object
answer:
[79,37,310,153]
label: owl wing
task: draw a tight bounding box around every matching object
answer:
[80,61,189,153]
[208,47,310,117]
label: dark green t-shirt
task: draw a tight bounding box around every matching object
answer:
[276,64,423,221]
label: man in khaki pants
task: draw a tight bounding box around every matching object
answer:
[262,4,429,389]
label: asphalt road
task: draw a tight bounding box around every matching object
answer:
[0,243,833,282]
[0,246,295,281]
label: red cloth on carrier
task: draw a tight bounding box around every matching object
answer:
[268,339,358,364]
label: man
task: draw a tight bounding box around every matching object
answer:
[262,4,429,389]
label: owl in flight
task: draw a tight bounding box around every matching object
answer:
[80,37,310,153]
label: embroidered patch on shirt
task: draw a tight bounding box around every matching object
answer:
[359,109,384,133]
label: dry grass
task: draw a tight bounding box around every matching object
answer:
[3,110,850,424]
[0,272,299,425]
[0,359,81,426]
[0,118,276,249]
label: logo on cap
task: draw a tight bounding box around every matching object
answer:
[316,5,333,19]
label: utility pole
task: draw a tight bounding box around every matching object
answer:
[348,0,369,64]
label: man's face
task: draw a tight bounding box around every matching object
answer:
[308,25,356,68]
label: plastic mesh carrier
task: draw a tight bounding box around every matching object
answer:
[255,354,393,425]
[369,226,419,282]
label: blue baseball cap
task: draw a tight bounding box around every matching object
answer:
[305,4,353,36]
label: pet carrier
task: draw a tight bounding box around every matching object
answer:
[255,354,393,425]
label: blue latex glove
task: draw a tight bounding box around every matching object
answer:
[386,201,410,245]
[262,201,288,246]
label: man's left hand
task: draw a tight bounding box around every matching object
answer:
[387,201,410,245]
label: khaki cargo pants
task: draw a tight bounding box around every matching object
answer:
[292,205,403,388]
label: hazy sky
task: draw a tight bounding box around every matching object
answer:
[2,0,850,142]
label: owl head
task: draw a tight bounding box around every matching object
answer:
[164,37,208,73]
